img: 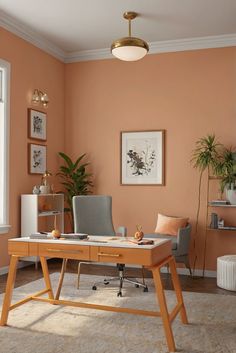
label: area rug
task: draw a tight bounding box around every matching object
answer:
[0,273,235,353]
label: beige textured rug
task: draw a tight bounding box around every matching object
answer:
[0,272,235,353]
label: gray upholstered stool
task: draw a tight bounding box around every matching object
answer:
[217,255,236,291]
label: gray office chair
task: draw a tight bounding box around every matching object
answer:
[144,223,192,275]
[73,195,148,296]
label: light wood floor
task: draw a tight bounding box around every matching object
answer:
[0,259,235,296]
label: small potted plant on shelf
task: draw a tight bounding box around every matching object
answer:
[215,148,236,204]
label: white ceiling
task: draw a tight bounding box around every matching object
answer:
[0,0,236,62]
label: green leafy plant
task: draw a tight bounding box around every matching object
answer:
[57,152,93,229]
[191,134,221,173]
[191,134,222,273]
[191,134,222,226]
[215,148,236,193]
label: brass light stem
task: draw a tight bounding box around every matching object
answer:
[129,19,131,37]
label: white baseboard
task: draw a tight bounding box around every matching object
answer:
[160,266,217,278]
[0,261,32,276]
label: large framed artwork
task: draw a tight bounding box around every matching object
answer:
[121,130,165,185]
[28,143,46,174]
[28,108,47,141]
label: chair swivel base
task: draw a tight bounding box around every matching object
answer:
[92,264,148,297]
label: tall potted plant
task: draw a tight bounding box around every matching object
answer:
[57,152,93,230]
[191,134,222,272]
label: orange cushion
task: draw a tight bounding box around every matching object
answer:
[155,214,188,236]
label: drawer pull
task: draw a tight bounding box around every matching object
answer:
[98,252,120,258]
[46,248,82,254]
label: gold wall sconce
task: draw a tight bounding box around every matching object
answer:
[32,89,49,108]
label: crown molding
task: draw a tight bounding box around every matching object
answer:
[149,33,236,54]
[0,10,236,63]
[65,48,112,63]
[0,10,66,62]
[65,33,236,63]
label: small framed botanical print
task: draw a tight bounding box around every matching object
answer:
[121,130,165,185]
[28,108,47,141]
[28,143,46,174]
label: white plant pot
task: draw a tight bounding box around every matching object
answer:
[226,189,236,205]
[39,185,51,194]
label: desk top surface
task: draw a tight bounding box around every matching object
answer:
[10,236,170,250]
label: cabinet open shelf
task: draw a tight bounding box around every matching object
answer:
[207,227,236,232]
[202,175,236,277]
[208,203,236,208]
[38,211,62,217]
[21,194,64,268]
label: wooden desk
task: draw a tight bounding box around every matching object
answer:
[0,237,188,352]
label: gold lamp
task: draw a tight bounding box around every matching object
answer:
[111,12,149,61]
[41,170,52,187]
[32,89,49,108]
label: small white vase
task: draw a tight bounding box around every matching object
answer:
[32,185,40,194]
[226,189,236,205]
[39,185,51,194]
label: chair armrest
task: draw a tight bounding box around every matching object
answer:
[176,223,192,256]
[116,226,127,237]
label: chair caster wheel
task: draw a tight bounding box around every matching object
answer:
[135,284,139,288]
[143,286,148,292]
[117,291,122,297]
[92,285,97,290]
[104,281,109,285]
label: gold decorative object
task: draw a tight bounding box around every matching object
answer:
[40,170,52,194]
[134,224,144,240]
[111,11,149,61]
[52,215,61,239]
[32,89,49,108]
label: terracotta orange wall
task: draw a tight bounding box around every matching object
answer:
[0,28,65,268]
[65,47,236,271]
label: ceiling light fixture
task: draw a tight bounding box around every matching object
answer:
[111,11,149,62]
[32,89,49,108]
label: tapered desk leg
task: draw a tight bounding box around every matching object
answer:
[40,257,54,300]
[152,265,176,353]
[0,256,19,326]
[55,258,68,300]
[169,257,188,324]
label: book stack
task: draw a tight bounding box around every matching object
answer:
[210,213,218,229]
[30,233,53,239]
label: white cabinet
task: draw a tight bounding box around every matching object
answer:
[21,193,64,266]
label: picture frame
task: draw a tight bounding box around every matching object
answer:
[28,108,47,141]
[120,130,165,185]
[28,143,47,174]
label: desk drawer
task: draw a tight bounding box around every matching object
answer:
[8,241,29,256]
[38,243,89,260]
[96,246,153,266]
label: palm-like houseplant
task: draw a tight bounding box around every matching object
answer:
[57,152,93,230]
[191,134,222,273]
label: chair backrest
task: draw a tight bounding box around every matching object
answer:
[72,195,116,236]
[177,222,192,255]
